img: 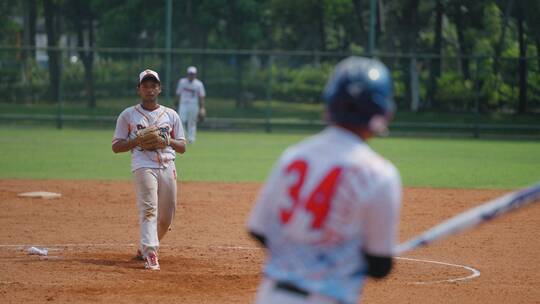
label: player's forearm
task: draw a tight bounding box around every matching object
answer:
[199,97,205,109]
[112,138,139,153]
[170,138,186,154]
[249,231,267,248]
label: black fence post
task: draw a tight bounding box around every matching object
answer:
[265,55,274,133]
[56,48,64,130]
[473,57,481,138]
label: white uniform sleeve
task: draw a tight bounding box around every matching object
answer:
[175,79,183,96]
[112,110,130,144]
[171,110,185,140]
[362,166,402,257]
[247,161,283,236]
[198,81,206,98]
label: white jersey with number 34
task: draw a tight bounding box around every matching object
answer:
[248,126,402,304]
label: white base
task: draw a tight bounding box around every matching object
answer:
[18,191,62,199]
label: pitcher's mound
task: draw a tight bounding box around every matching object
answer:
[18,191,62,199]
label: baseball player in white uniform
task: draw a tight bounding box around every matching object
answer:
[247,57,402,304]
[176,66,206,144]
[112,69,186,271]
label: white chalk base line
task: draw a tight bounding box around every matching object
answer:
[395,256,480,284]
[0,243,480,284]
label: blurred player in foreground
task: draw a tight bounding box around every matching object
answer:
[176,66,206,144]
[112,69,186,270]
[247,57,402,303]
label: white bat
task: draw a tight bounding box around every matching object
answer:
[395,181,540,255]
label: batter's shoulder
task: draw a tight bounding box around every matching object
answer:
[281,135,313,156]
[370,150,399,175]
[349,147,399,181]
[370,153,400,188]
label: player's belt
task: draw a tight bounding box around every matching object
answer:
[275,281,309,297]
[274,281,350,304]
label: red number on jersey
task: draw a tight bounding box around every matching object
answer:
[305,167,342,228]
[280,160,308,224]
[280,159,343,229]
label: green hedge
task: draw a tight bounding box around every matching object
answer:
[435,72,476,110]
[2,56,539,113]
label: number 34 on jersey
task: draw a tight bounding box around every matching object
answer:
[279,159,344,237]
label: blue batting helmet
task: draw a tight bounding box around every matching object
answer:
[323,56,395,129]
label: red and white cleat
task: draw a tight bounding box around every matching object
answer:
[144,251,160,271]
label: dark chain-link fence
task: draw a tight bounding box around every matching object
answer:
[1,46,539,137]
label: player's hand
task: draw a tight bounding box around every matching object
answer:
[198,108,206,122]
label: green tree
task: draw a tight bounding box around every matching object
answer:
[92,0,162,48]
[43,0,62,102]
[22,0,37,61]
[383,0,429,108]
[0,0,21,46]
[514,1,527,113]
[269,0,326,50]
[426,0,444,108]
[64,0,97,108]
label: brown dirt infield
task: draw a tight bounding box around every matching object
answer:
[0,179,539,303]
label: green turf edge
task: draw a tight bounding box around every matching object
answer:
[0,127,538,189]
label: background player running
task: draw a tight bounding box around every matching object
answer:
[247,56,402,303]
[112,69,186,271]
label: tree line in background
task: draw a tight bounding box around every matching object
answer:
[1,0,539,114]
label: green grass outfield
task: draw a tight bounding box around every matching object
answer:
[0,126,538,189]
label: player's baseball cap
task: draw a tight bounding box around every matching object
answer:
[187,66,197,74]
[139,69,160,84]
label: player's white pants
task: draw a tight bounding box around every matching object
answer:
[133,165,177,257]
[255,279,344,304]
[178,102,199,143]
